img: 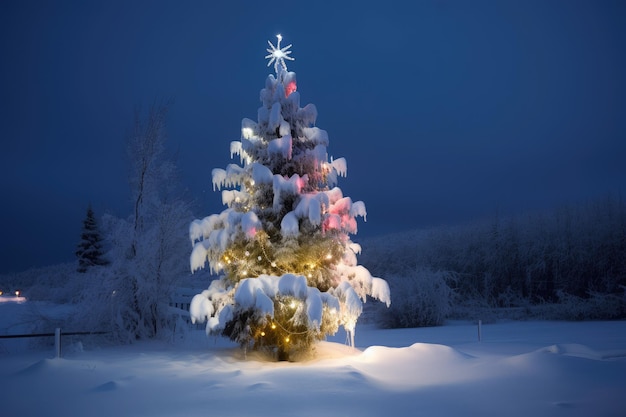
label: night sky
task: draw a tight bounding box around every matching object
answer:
[1,0,624,274]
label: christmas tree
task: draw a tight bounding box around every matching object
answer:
[189,35,390,360]
[76,205,108,273]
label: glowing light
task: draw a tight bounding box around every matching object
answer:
[285,337,290,343]
[290,301,296,309]
[271,323,277,330]
[15,290,20,297]
[285,81,297,97]
[261,331,266,337]
[326,253,332,260]
[242,127,254,139]
[271,262,277,268]
[265,34,295,72]
[0,291,3,296]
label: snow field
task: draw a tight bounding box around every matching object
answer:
[1,300,625,417]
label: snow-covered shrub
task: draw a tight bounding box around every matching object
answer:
[379,268,454,328]
[551,290,626,321]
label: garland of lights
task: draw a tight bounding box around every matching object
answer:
[218,236,340,280]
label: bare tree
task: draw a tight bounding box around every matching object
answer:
[74,100,193,342]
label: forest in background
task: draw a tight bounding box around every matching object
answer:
[360,195,626,327]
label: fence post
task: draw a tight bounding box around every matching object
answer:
[477,320,482,342]
[55,328,61,358]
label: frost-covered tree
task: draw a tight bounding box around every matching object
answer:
[189,35,390,360]
[73,102,193,343]
[76,205,108,273]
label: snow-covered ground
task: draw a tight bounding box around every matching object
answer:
[1,298,625,417]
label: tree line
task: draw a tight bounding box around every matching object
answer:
[361,196,626,326]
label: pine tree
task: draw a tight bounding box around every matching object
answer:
[76,205,108,273]
[189,35,390,360]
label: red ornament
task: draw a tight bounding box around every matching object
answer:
[285,81,297,97]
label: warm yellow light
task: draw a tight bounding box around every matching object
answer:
[241,270,248,276]
[285,337,290,343]
[0,290,3,296]
[326,253,332,260]
[271,323,276,330]
[290,301,296,309]
[242,127,254,139]
[260,331,265,337]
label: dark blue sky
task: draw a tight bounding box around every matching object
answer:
[1,0,624,274]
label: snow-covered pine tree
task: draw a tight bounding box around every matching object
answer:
[189,35,390,360]
[76,205,108,273]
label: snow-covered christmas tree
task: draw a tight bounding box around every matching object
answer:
[189,35,390,360]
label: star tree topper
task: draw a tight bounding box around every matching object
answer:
[265,34,295,73]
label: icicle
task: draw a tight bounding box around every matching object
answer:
[230,141,242,159]
[331,157,347,177]
[212,168,227,191]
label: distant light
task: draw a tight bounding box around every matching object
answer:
[15,290,20,297]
